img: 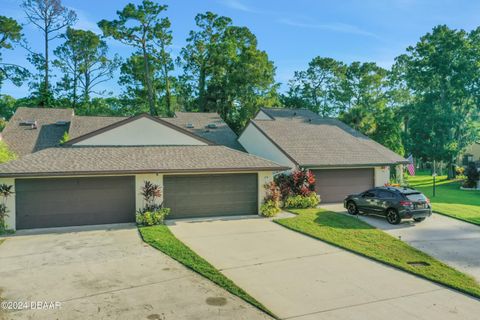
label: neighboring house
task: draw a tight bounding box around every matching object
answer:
[0,107,287,230]
[459,142,480,166]
[238,108,408,203]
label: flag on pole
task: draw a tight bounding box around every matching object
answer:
[407,154,415,176]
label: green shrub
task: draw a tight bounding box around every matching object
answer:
[284,192,320,209]
[136,208,170,226]
[260,200,281,217]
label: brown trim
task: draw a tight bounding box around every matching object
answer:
[248,120,300,166]
[302,162,408,168]
[65,113,214,145]
[0,166,290,178]
[257,108,275,119]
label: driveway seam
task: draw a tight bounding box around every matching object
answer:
[283,288,446,319]
[219,251,343,271]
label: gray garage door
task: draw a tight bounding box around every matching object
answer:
[16,176,135,229]
[312,168,374,203]
[164,174,258,219]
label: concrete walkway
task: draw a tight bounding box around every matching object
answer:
[168,215,480,320]
[0,224,270,320]
[321,203,480,282]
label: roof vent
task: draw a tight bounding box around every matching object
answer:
[55,120,69,126]
[20,120,38,129]
[206,123,217,129]
[185,123,194,128]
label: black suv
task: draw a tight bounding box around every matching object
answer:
[343,186,432,224]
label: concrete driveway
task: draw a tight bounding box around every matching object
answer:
[168,216,480,320]
[0,224,270,320]
[321,203,480,282]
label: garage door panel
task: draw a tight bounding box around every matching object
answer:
[164,174,258,219]
[313,169,374,203]
[16,176,135,229]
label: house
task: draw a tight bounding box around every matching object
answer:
[459,142,480,166]
[0,107,287,230]
[238,108,409,203]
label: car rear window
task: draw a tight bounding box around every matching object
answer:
[405,193,426,202]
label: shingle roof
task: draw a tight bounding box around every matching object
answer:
[252,108,408,167]
[163,112,244,150]
[0,145,287,177]
[1,108,244,157]
[0,107,73,157]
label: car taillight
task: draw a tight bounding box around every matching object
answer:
[400,201,412,207]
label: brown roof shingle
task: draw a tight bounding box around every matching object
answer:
[252,108,407,167]
[0,145,287,177]
[0,107,73,157]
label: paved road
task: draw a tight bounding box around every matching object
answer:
[0,224,271,320]
[321,203,480,282]
[168,215,480,320]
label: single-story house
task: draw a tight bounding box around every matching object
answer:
[459,142,480,166]
[238,108,409,203]
[0,108,287,230]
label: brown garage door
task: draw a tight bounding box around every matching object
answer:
[16,176,135,229]
[312,168,374,203]
[164,174,258,219]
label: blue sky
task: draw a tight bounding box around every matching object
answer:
[2,0,480,98]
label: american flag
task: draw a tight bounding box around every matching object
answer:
[407,154,415,176]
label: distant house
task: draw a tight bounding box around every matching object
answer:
[460,142,480,166]
[238,108,408,203]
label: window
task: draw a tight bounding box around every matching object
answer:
[363,189,377,198]
[378,190,393,199]
[405,193,427,202]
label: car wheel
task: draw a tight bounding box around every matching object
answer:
[347,201,358,215]
[414,217,425,222]
[386,208,401,225]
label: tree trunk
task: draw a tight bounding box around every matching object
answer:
[43,27,49,107]
[142,43,156,116]
[198,65,206,112]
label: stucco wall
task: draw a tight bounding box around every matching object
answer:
[135,174,164,212]
[238,123,296,168]
[0,178,15,230]
[258,171,273,212]
[74,117,207,146]
[374,166,390,187]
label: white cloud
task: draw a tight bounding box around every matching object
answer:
[69,7,101,33]
[279,18,379,38]
[220,0,255,12]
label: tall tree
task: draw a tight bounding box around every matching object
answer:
[21,0,76,107]
[178,12,277,131]
[54,28,120,110]
[99,0,172,116]
[394,25,480,177]
[283,57,346,117]
[0,16,29,90]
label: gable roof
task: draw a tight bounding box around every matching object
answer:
[247,108,408,167]
[65,113,213,145]
[0,145,288,177]
[2,108,244,157]
[0,107,73,157]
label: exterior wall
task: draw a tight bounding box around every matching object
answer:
[238,123,296,168]
[0,178,15,230]
[257,171,273,213]
[255,111,273,120]
[74,117,207,146]
[4,170,275,229]
[135,174,164,212]
[374,166,390,187]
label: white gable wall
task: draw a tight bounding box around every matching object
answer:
[238,123,296,168]
[254,110,273,120]
[74,117,207,146]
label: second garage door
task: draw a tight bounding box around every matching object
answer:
[312,168,374,203]
[163,174,258,219]
[16,176,136,229]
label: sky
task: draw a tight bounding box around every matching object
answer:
[2,0,480,98]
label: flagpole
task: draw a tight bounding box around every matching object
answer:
[433,160,436,197]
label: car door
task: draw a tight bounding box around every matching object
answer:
[376,190,395,215]
[357,189,377,212]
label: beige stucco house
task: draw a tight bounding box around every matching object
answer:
[238,108,408,203]
[0,108,287,230]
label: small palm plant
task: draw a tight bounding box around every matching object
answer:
[0,184,14,232]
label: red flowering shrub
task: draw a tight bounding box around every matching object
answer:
[275,168,316,198]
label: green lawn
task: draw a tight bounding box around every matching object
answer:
[276,208,480,298]
[406,171,480,225]
[138,225,276,319]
